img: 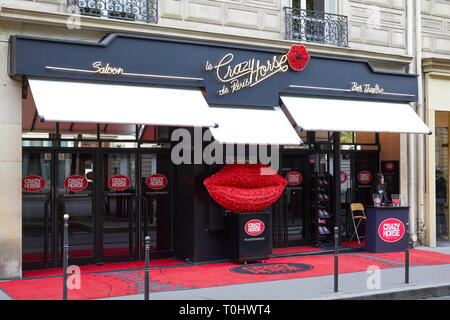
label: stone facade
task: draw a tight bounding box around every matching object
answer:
[344,0,408,55]
[421,0,450,58]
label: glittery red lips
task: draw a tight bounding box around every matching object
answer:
[286,45,310,71]
[204,163,287,213]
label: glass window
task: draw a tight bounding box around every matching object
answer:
[435,127,449,243]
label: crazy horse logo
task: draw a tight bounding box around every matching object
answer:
[230,263,313,275]
[206,45,310,96]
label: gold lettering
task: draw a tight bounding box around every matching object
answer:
[209,53,290,95]
[92,61,124,75]
[351,82,384,95]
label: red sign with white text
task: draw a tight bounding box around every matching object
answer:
[108,175,131,191]
[64,175,88,192]
[378,218,405,243]
[286,171,302,186]
[340,171,348,184]
[385,162,394,171]
[22,175,46,192]
[245,219,265,236]
[146,174,168,190]
[358,171,373,184]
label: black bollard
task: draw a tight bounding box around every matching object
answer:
[63,214,69,300]
[144,235,150,300]
[405,222,409,284]
[334,226,339,293]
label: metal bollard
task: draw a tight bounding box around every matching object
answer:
[334,226,339,293]
[405,222,409,284]
[144,235,150,300]
[63,214,69,300]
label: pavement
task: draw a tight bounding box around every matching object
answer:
[98,245,450,301]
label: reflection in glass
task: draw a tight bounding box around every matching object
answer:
[141,153,172,253]
[22,151,52,264]
[103,153,136,257]
[58,153,94,259]
[435,127,449,243]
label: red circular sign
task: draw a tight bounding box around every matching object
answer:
[64,175,88,192]
[286,171,302,186]
[146,174,168,190]
[244,219,265,236]
[340,171,348,184]
[385,162,394,171]
[378,218,405,243]
[358,171,373,184]
[108,175,131,191]
[22,175,46,192]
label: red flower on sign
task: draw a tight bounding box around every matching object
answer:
[286,45,310,71]
[204,163,287,213]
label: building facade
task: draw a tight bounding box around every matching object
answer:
[0,0,448,280]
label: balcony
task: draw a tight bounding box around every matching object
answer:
[284,7,348,47]
[68,0,158,23]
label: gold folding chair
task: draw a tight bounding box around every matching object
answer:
[350,203,366,245]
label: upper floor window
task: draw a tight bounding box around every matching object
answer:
[69,0,158,23]
[286,0,348,47]
[292,0,336,14]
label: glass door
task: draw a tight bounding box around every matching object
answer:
[140,152,172,256]
[22,150,53,267]
[275,154,307,247]
[56,152,95,261]
[102,152,137,259]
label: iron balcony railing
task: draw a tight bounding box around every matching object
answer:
[285,7,348,47]
[68,0,158,23]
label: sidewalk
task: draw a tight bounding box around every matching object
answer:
[1,245,450,300]
[99,246,450,300]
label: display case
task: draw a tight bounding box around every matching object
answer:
[308,173,334,243]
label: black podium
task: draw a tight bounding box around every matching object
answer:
[366,206,409,253]
[230,212,272,264]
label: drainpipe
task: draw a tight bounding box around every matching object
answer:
[407,0,417,244]
[415,0,426,245]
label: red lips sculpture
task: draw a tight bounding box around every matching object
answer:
[286,45,310,71]
[204,163,287,213]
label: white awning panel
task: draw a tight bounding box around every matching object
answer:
[209,105,302,145]
[280,95,432,135]
[28,78,217,128]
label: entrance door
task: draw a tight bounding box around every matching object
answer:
[22,146,174,268]
[353,152,379,206]
[140,152,172,257]
[56,152,96,262]
[274,154,307,247]
[102,152,136,260]
[22,150,53,267]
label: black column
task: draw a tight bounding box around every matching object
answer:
[333,132,341,242]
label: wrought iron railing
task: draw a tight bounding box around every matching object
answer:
[285,7,348,47]
[68,0,158,23]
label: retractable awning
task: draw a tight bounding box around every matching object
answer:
[28,78,217,128]
[280,95,432,135]
[209,105,302,145]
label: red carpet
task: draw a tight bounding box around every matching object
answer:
[272,246,325,255]
[341,241,366,247]
[2,249,450,300]
[22,259,186,278]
